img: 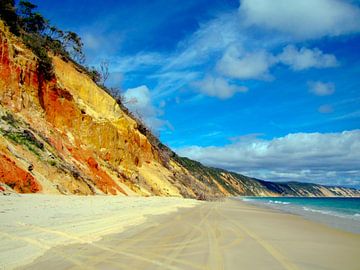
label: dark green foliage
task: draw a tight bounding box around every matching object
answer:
[0,0,20,35]
[0,0,87,81]
[18,1,36,17]
[87,67,101,83]
[22,33,54,80]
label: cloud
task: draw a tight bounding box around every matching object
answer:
[278,45,338,70]
[106,3,348,100]
[308,81,336,96]
[318,104,334,113]
[112,52,166,72]
[164,12,242,70]
[192,75,248,99]
[216,46,275,80]
[216,45,338,80]
[123,85,170,131]
[176,130,360,186]
[333,110,360,121]
[238,0,360,40]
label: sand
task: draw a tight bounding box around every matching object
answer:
[0,194,199,270]
[1,197,360,270]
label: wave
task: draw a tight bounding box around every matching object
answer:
[267,200,290,205]
[241,198,254,202]
[302,207,332,215]
[302,207,360,221]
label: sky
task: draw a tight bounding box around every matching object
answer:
[31,0,360,187]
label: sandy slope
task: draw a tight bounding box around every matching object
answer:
[0,195,198,269]
[13,199,360,270]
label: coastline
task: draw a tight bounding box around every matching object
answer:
[236,196,360,234]
[11,198,360,270]
[0,194,199,270]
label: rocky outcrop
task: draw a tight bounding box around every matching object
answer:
[0,20,359,198]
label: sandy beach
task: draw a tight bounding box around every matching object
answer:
[0,195,198,269]
[1,196,360,270]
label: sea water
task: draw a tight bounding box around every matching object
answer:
[238,197,360,234]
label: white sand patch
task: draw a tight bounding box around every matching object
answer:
[0,195,199,269]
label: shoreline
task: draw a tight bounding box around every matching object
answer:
[12,198,360,270]
[0,194,199,270]
[236,196,360,234]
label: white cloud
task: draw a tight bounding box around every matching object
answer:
[164,12,242,70]
[239,0,360,40]
[216,46,275,80]
[308,81,336,96]
[112,52,166,72]
[216,45,338,80]
[123,85,169,131]
[176,130,360,186]
[318,104,334,113]
[192,75,248,99]
[278,45,338,70]
[105,2,351,100]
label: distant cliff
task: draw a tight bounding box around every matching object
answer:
[0,21,359,198]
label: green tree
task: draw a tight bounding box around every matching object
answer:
[0,0,20,35]
[63,31,85,63]
[18,0,37,17]
[18,1,47,34]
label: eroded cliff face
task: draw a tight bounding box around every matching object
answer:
[0,21,359,198]
[0,21,220,198]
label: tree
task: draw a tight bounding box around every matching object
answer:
[63,31,85,63]
[46,26,64,40]
[0,0,20,35]
[18,1,47,34]
[18,0,37,17]
[87,67,101,83]
[99,60,110,85]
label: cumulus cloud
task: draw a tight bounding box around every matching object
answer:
[278,45,338,70]
[176,130,360,186]
[123,85,169,131]
[238,0,360,40]
[308,81,336,96]
[216,46,275,80]
[192,75,248,99]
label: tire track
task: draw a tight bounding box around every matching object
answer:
[216,207,299,270]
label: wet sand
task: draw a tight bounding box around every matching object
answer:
[17,199,360,270]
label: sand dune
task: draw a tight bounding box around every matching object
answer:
[5,198,359,270]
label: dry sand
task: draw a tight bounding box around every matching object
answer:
[0,194,199,269]
[1,197,360,270]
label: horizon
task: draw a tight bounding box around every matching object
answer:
[29,0,360,188]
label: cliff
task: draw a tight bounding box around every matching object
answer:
[0,21,359,198]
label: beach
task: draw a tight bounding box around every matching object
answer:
[1,196,360,270]
[0,195,199,269]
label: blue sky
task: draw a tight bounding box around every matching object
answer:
[31,0,360,187]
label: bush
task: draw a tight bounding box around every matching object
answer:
[22,33,54,80]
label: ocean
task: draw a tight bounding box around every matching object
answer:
[238,197,360,234]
